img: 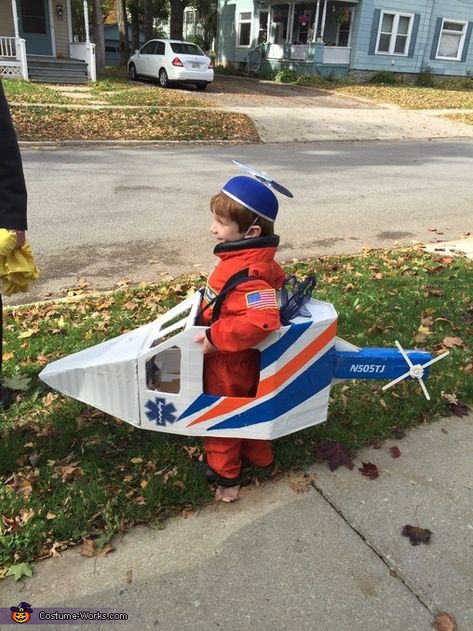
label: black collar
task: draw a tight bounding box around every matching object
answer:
[214,235,280,254]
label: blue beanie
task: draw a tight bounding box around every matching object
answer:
[222,176,278,222]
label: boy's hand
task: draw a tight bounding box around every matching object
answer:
[194,332,217,354]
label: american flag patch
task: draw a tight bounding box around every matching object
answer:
[245,289,277,310]
[204,283,217,304]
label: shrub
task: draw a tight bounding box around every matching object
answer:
[416,66,436,87]
[274,68,298,83]
[369,71,398,85]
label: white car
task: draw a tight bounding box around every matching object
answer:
[128,39,214,91]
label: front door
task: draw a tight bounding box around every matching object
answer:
[19,0,53,56]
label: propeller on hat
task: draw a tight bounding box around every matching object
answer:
[232,160,294,198]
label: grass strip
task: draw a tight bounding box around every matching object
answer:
[2,80,71,104]
[0,247,471,573]
[328,85,473,110]
[10,105,258,142]
[444,113,473,126]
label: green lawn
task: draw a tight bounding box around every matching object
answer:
[0,247,471,577]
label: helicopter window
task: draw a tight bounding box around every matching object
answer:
[146,346,181,394]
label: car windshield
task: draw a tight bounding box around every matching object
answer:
[170,43,205,56]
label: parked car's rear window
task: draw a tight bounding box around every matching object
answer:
[170,43,205,56]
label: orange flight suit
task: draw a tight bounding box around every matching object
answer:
[201,236,285,484]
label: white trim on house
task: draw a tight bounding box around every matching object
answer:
[435,18,468,61]
[375,10,414,57]
[236,10,252,48]
[47,0,57,56]
[66,0,73,44]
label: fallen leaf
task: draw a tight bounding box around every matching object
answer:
[315,440,355,471]
[441,336,464,348]
[288,472,314,493]
[126,569,133,584]
[80,539,96,557]
[130,457,143,464]
[359,462,379,479]
[432,612,457,631]
[2,374,31,391]
[5,562,33,581]
[402,524,432,545]
[390,446,401,458]
[449,403,470,417]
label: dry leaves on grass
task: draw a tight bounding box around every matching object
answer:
[80,538,114,558]
[335,85,473,110]
[11,106,259,142]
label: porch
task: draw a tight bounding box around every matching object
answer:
[247,0,357,75]
[0,0,96,82]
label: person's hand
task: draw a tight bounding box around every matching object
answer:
[13,230,25,248]
[194,332,217,354]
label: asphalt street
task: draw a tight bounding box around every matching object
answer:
[12,139,473,304]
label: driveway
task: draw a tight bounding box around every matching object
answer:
[196,74,378,109]
[194,74,473,143]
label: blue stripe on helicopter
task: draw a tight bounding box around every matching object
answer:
[333,348,432,380]
[207,348,337,431]
[178,393,221,421]
[259,321,313,370]
[178,322,314,422]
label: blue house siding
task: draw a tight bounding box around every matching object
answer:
[217,0,473,76]
[425,5,473,75]
[350,0,430,73]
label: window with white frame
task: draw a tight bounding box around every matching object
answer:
[376,11,414,55]
[237,12,252,47]
[436,19,467,60]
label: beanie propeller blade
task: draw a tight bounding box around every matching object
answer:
[232,160,294,198]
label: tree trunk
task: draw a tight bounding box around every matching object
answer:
[169,0,189,40]
[116,0,129,66]
[129,5,140,52]
[92,0,105,74]
[143,0,153,42]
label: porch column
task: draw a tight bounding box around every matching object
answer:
[320,0,328,41]
[312,0,321,42]
[11,0,19,38]
[83,0,90,44]
[286,3,294,44]
[267,7,272,43]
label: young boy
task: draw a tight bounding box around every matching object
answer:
[194,174,286,503]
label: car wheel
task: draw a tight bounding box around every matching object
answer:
[128,63,138,81]
[159,68,169,88]
[195,82,208,91]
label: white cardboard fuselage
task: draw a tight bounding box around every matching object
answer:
[40,292,344,439]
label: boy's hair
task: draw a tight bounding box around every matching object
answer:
[210,192,274,236]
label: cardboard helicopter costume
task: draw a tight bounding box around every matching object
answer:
[39,163,450,469]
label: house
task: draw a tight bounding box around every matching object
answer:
[0,0,96,82]
[102,23,145,66]
[217,0,473,79]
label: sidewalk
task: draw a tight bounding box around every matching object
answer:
[2,412,472,631]
[226,105,473,143]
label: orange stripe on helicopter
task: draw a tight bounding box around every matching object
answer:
[187,320,337,427]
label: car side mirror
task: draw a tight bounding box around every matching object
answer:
[136,49,140,55]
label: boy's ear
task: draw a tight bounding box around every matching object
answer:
[245,224,262,238]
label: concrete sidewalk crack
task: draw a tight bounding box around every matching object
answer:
[311,480,434,616]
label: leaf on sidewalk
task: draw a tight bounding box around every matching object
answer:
[432,612,457,631]
[358,462,379,479]
[401,524,432,545]
[315,440,354,471]
[288,472,314,493]
[5,562,33,581]
[389,446,401,458]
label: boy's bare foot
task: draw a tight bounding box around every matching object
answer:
[215,484,240,503]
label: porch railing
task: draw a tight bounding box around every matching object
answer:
[0,36,16,57]
[70,42,97,81]
[0,36,28,80]
[323,46,351,64]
